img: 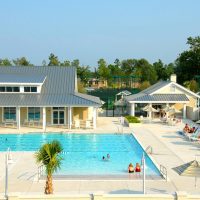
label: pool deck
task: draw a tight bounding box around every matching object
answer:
[0,117,200,196]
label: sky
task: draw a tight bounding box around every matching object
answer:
[0,0,200,68]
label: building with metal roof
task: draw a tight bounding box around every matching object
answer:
[125,74,200,120]
[0,66,101,130]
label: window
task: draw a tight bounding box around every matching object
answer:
[6,87,12,92]
[53,107,64,110]
[0,87,5,92]
[4,107,16,121]
[24,87,31,92]
[24,87,37,93]
[13,87,20,92]
[31,87,37,92]
[28,107,40,120]
[0,86,20,92]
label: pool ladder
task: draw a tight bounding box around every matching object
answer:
[117,125,123,134]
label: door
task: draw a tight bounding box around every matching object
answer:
[53,108,65,125]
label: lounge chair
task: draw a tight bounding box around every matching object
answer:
[74,120,80,129]
[160,117,167,123]
[4,119,15,127]
[185,128,199,140]
[189,130,200,141]
[85,120,92,129]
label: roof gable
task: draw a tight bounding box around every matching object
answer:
[151,82,200,98]
[126,80,200,103]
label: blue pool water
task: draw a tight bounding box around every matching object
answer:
[0,133,161,176]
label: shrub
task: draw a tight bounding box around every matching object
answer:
[125,116,140,123]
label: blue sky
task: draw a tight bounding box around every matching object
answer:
[0,0,200,68]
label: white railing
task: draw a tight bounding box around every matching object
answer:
[145,145,153,154]
[160,164,167,181]
[38,165,44,180]
[116,125,123,134]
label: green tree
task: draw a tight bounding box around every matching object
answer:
[121,59,137,75]
[175,36,200,84]
[139,81,151,90]
[0,58,12,66]
[71,59,80,68]
[153,60,175,81]
[48,53,60,66]
[165,63,175,79]
[77,79,86,93]
[60,60,71,67]
[77,66,91,84]
[13,57,33,66]
[135,59,157,84]
[183,80,199,92]
[97,59,110,80]
[108,58,122,76]
[35,140,63,194]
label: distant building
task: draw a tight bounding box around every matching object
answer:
[88,78,107,89]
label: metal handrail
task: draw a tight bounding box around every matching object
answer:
[145,145,153,154]
[117,124,123,134]
[38,165,44,181]
[160,164,167,181]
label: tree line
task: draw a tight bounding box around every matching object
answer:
[0,36,200,92]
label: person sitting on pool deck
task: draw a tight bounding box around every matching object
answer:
[189,126,196,134]
[128,163,134,173]
[135,163,141,172]
[183,124,190,133]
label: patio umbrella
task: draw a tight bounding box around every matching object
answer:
[163,105,181,115]
[142,105,158,112]
[172,159,200,188]
[142,105,158,119]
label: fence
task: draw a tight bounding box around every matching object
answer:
[6,192,200,200]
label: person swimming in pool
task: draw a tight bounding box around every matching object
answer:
[128,163,134,173]
[102,156,106,161]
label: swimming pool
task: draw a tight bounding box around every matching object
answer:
[0,133,161,176]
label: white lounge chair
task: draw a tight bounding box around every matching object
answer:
[85,120,92,129]
[74,120,80,129]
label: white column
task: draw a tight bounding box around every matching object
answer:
[149,103,152,118]
[68,107,72,129]
[64,107,67,125]
[166,103,169,118]
[93,107,97,129]
[16,107,20,129]
[130,103,135,116]
[42,107,46,131]
[183,103,186,119]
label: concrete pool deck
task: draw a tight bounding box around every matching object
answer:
[0,117,200,196]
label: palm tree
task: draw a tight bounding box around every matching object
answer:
[35,140,63,194]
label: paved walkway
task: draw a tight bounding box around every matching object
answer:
[0,117,200,195]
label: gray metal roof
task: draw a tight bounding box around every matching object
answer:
[126,94,189,102]
[0,66,101,107]
[0,73,46,84]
